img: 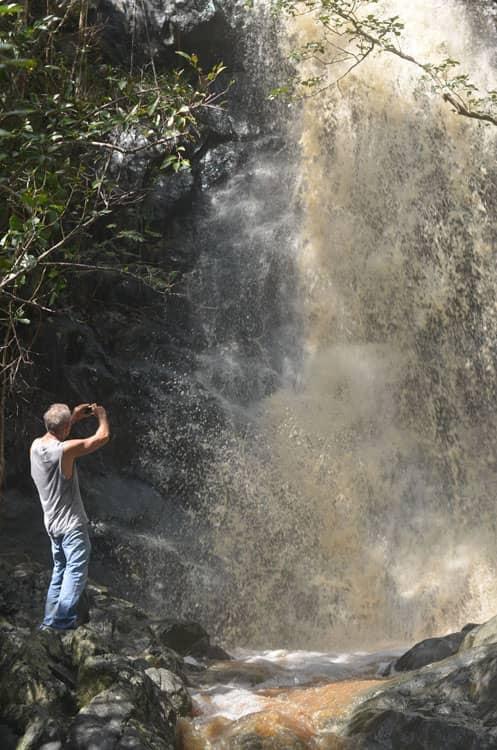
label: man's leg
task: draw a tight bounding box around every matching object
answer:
[50,526,91,629]
[42,535,66,627]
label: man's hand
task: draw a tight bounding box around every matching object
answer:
[94,405,107,420]
[71,403,95,424]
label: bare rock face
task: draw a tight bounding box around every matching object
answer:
[97,0,220,64]
[162,0,217,33]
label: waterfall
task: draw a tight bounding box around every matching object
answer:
[164,0,497,650]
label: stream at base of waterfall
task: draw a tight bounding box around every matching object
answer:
[177,647,403,748]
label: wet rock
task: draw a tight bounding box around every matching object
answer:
[98,0,218,64]
[351,709,493,750]
[166,0,216,34]
[210,710,310,749]
[78,653,142,706]
[196,107,236,139]
[148,618,230,659]
[145,667,192,714]
[204,643,233,660]
[392,631,466,672]
[83,475,165,526]
[0,557,50,627]
[193,660,285,688]
[197,142,248,190]
[461,616,497,650]
[0,724,18,750]
[140,644,186,676]
[68,678,175,750]
[150,619,210,655]
[147,169,195,220]
[345,643,497,749]
[0,628,74,745]
[63,626,109,667]
[88,521,194,627]
[85,589,152,651]
[0,554,211,750]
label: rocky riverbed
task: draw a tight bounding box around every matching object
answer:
[178,622,497,749]
[0,554,228,749]
[5,551,497,749]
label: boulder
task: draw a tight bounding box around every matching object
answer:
[0,554,209,750]
[351,709,494,750]
[145,667,192,714]
[148,618,230,659]
[68,678,175,750]
[0,557,50,627]
[146,170,195,220]
[345,643,497,749]
[461,615,497,651]
[63,626,110,667]
[150,619,210,655]
[0,628,74,746]
[77,653,142,706]
[84,588,152,652]
[197,142,248,190]
[139,643,186,676]
[203,710,311,750]
[391,631,466,672]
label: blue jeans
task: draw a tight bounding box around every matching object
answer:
[43,525,91,629]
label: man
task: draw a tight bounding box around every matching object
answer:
[30,402,110,630]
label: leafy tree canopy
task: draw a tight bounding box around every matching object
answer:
[0,0,226,487]
[272,0,497,126]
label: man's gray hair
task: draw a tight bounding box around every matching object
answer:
[44,403,71,434]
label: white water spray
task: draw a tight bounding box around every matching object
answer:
[180,0,497,650]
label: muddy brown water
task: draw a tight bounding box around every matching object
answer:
[177,650,398,749]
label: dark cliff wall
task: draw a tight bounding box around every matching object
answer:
[6,1,269,487]
[3,0,299,626]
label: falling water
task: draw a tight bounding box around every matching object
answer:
[165,0,497,650]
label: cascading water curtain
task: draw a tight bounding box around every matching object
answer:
[190,0,497,650]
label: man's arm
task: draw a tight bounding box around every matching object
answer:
[61,405,110,479]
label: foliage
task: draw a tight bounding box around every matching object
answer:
[0,0,227,487]
[271,0,497,126]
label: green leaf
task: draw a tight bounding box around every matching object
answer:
[148,96,160,117]
[0,58,37,71]
[175,50,193,63]
[9,215,23,232]
[160,154,179,169]
[0,3,24,15]
[1,108,36,117]
[116,229,146,243]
